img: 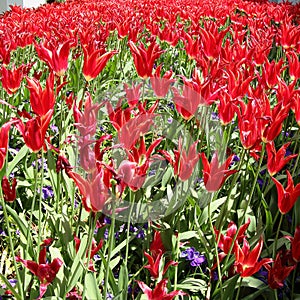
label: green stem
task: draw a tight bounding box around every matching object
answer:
[25,154,39,260]
[37,150,45,257]
[0,188,24,299]
[124,191,135,266]
[235,277,242,300]
[208,192,223,300]
[273,214,283,258]
[103,203,116,299]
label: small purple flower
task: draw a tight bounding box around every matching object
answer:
[258,178,264,189]
[211,112,219,121]
[181,247,206,267]
[50,124,58,133]
[104,228,109,240]
[42,186,54,200]
[104,216,111,224]
[136,229,145,239]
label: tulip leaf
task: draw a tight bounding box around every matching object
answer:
[199,197,226,226]
[65,234,88,294]
[221,274,239,300]
[176,278,207,293]
[7,145,28,175]
[117,263,128,299]
[84,273,101,300]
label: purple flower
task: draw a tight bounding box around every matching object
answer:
[104,228,109,240]
[42,186,54,200]
[181,247,206,267]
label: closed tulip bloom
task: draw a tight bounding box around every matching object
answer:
[1,176,17,202]
[0,122,12,170]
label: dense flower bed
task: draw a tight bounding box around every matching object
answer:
[1,0,300,299]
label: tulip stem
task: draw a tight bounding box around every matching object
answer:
[208,192,223,300]
[37,150,45,258]
[0,188,24,299]
[125,190,135,266]
[235,276,242,300]
[273,214,283,258]
[103,200,116,300]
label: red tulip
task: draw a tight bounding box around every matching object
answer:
[285,226,300,263]
[150,65,175,98]
[117,136,163,191]
[266,250,295,289]
[82,44,117,82]
[291,93,300,126]
[272,171,300,214]
[68,170,110,212]
[1,176,17,203]
[0,122,12,171]
[15,109,53,152]
[287,52,300,81]
[26,72,55,116]
[129,39,164,79]
[137,278,186,300]
[235,100,260,150]
[160,138,200,181]
[1,65,25,95]
[234,237,272,277]
[16,239,63,300]
[215,219,250,255]
[266,142,297,176]
[124,82,142,107]
[35,39,74,76]
[200,152,237,192]
[74,235,103,271]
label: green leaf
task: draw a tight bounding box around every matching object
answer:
[222,275,239,300]
[176,278,207,293]
[65,234,88,294]
[179,231,198,241]
[199,197,226,226]
[84,273,101,300]
[118,263,129,300]
[7,145,28,175]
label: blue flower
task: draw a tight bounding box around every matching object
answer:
[181,247,206,267]
[42,186,54,200]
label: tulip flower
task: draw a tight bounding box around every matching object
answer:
[285,225,300,262]
[0,65,25,95]
[150,65,175,98]
[235,100,260,150]
[26,72,55,116]
[143,230,177,279]
[234,237,272,277]
[117,136,163,191]
[266,142,297,176]
[200,152,237,192]
[0,122,12,171]
[137,278,186,300]
[74,235,103,271]
[1,176,17,202]
[292,93,300,127]
[266,250,296,289]
[15,109,53,152]
[272,170,300,214]
[16,239,63,300]
[215,219,250,255]
[82,44,117,82]
[124,82,142,107]
[68,170,110,212]
[129,39,164,79]
[160,138,200,181]
[35,39,74,76]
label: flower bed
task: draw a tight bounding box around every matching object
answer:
[0,0,300,299]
